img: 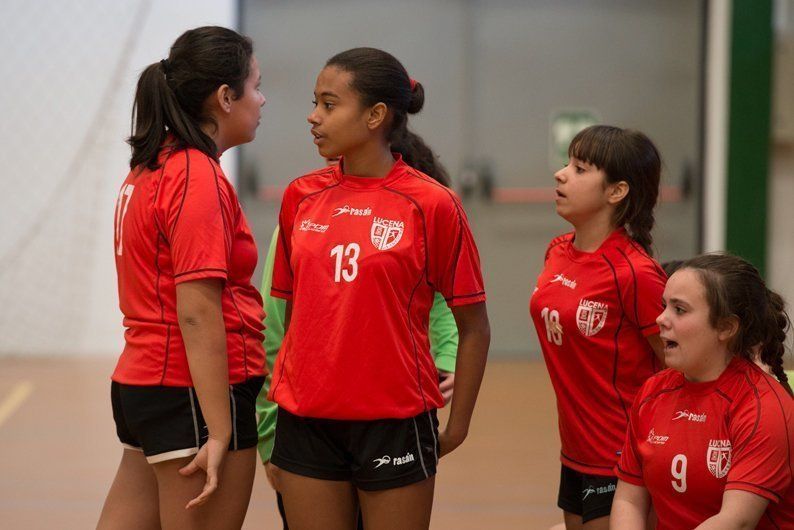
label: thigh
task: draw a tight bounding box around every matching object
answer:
[563,511,584,530]
[276,466,358,530]
[97,448,160,530]
[358,476,435,530]
[153,447,257,530]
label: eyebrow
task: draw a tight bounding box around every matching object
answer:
[316,91,340,99]
[665,297,690,306]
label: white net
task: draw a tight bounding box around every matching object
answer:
[0,0,153,355]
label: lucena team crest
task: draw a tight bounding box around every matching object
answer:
[370,217,404,251]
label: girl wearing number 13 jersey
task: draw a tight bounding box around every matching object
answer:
[267,48,490,530]
[529,126,667,528]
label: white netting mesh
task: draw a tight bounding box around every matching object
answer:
[0,0,152,354]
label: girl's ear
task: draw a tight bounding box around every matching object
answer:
[717,315,740,343]
[607,181,629,205]
[367,102,388,131]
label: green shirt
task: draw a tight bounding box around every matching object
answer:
[255,227,459,463]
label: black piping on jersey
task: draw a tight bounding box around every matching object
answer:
[715,388,733,404]
[545,233,574,262]
[275,173,339,294]
[726,480,783,503]
[446,291,486,303]
[173,267,228,279]
[152,149,176,384]
[734,373,762,454]
[603,254,630,423]
[270,175,339,400]
[403,168,469,295]
[638,383,685,410]
[615,462,642,480]
[170,149,192,237]
[382,186,432,290]
[406,270,430,412]
[615,247,659,373]
[759,373,793,483]
[208,155,249,380]
[382,186,432,411]
[560,451,616,472]
[626,238,667,279]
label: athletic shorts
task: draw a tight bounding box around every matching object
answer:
[271,407,439,491]
[110,376,264,464]
[557,465,618,523]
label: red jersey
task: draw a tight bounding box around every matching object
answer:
[529,229,666,475]
[269,155,485,420]
[112,146,266,386]
[616,358,794,529]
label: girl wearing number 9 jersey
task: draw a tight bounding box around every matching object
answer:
[267,48,490,530]
[529,126,667,529]
[612,253,794,529]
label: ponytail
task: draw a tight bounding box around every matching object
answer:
[759,289,793,396]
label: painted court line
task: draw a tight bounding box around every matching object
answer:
[0,381,34,428]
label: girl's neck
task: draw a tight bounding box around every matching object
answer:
[341,142,394,178]
[684,349,733,383]
[571,211,618,252]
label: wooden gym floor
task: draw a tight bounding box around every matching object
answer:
[0,357,562,529]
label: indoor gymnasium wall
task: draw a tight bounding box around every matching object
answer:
[0,0,237,356]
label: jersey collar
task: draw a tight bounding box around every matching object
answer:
[334,153,407,190]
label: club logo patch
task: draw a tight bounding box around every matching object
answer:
[576,299,608,336]
[370,216,404,251]
[707,439,731,478]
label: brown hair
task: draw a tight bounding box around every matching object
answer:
[682,253,792,396]
[128,26,253,170]
[568,125,661,255]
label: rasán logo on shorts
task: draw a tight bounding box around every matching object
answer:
[370,216,404,250]
[576,299,608,336]
[373,452,415,469]
[707,439,731,478]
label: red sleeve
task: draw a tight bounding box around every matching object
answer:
[159,152,233,285]
[623,259,666,337]
[615,385,647,486]
[271,182,300,300]
[428,192,486,307]
[725,386,793,504]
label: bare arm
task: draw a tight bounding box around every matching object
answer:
[610,480,651,529]
[439,302,490,457]
[693,490,769,530]
[175,278,230,508]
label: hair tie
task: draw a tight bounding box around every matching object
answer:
[409,77,417,90]
[160,58,170,74]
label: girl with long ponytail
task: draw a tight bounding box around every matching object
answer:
[99,26,266,530]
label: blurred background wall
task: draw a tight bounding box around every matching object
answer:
[0,0,791,358]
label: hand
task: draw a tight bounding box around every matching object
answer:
[264,461,281,492]
[178,437,228,509]
[438,426,467,458]
[438,371,454,406]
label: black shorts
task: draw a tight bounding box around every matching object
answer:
[110,376,264,464]
[558,465,617,523]
[271,407,439,491]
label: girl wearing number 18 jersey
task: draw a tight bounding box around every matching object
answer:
[529,126,667,529]
[268,48,490,530]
